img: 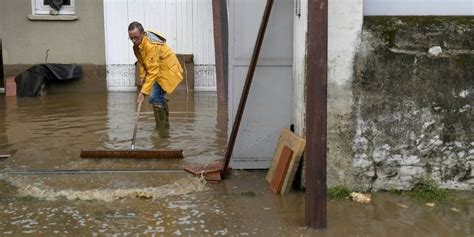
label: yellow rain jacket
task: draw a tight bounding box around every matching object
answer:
[133,30,183,95]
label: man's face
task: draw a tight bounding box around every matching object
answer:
[128,28,144,46]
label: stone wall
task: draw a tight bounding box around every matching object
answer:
[353,17,473,190]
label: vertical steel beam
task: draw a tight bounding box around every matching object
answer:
[212,0,228,104]
[222,0,274,177]
[306,0,328,229]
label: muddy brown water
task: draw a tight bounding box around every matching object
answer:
[0,92,472,236]
[0,92,227,170]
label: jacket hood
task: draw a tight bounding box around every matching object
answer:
[146,30,166,44]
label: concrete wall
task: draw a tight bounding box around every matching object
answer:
[326,0,364,187]
[292,0,308,137]
[364,0,474,16]
[291,0,363,188]
[296,3,473,191]
[2,0,106,92]
[354,17,474,190]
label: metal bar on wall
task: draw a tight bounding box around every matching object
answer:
[306,0,328,229]
[221,0,274,177]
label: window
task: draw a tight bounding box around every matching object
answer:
[33,0,75,15]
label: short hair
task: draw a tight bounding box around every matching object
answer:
[128,22,144,33]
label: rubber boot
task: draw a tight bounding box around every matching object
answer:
[163,99,170,118]
[163,99,170,135]
[153,105,170,138]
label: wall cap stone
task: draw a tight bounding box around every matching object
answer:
[27,15,78,21]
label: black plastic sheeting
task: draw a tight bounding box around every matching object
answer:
[15,64,82,97]
[46,0,66,11]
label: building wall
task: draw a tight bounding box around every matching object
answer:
[2,0,106,92]
[292,0,308,137]
[326,0,364,187]
[292,0,364,188]
[364,0,474,15]
[297,1,473,191]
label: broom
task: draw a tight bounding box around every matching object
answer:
[80,100,183,159]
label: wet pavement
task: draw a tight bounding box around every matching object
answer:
[0,92,473,236]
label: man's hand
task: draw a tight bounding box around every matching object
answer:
[137,93,146,104]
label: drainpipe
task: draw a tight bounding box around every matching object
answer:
[306,0,328,229]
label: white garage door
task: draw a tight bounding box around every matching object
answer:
[103,0,216,91]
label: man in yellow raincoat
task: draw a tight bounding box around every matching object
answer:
[128,22,183,138]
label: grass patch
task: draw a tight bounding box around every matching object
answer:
[388,189,403,195]
[328,186,351,199]
[408,180,452,201]
[388,181,453,201]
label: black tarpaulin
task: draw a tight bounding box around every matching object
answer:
[15,64,82,97]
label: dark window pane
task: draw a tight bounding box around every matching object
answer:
[43,0,71,6]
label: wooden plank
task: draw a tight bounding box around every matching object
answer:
[5,77,16,97]
[270,146,293,194]
[266,128,306,194]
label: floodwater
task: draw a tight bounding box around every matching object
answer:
[0,92,472,236]
[0,92,227,170]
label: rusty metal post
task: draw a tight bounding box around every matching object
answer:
[306,0,328,229]
[221,0,274,177]
[212,0,228,104]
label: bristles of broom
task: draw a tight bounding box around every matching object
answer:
[80,149,184,159]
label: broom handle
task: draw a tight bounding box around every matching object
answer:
[131,100,143,150]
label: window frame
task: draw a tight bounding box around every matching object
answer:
[32,0,76,15]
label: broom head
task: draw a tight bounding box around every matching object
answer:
[80,149,184,159]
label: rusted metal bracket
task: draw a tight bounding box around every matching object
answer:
[184,162,224,182]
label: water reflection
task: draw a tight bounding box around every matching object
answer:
[0,92,227,170]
